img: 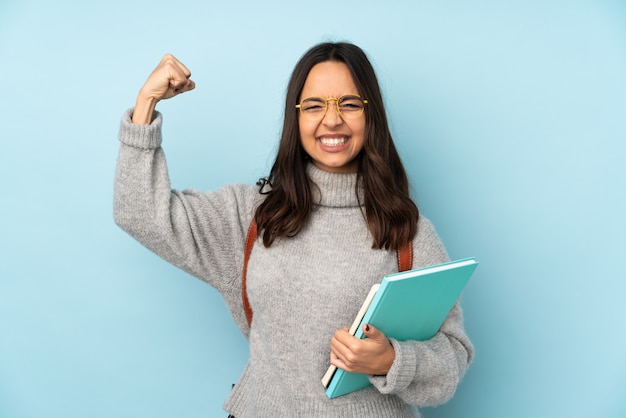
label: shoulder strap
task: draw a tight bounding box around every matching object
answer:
[242,219,258,328]
[397,236,413,272]
[242,219,413,328]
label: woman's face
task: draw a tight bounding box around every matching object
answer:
[298,61,366,173]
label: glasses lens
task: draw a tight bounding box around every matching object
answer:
[300,97,327,121]
[338,95,365,119]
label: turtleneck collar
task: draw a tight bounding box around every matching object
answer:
[306,163,364,208]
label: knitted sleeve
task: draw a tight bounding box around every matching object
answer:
[368,217,474,406]
[113,109,258,297]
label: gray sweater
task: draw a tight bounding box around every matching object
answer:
[114,109,474,417]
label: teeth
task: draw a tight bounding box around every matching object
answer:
[319,137,347,146]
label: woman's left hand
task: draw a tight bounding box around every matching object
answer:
[329,324,396,375]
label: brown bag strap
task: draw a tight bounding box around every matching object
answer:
[396,237,413,272]
[242,219,413,328]
[242,219,258,328]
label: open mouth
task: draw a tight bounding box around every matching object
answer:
[318,136,348,146]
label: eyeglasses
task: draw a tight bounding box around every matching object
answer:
[295,95,368,122]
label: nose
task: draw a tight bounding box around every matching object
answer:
[322,100,343,126]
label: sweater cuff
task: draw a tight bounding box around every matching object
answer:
[369,338,417,394]
[118,108,163,149]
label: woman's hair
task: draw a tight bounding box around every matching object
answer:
[254,42,419,250]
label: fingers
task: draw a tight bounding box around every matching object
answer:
[329,326,395,375]
[329,328,362,373]
[138,53,195,103]
[330,341,363,373]
[162,53,194,94]
[169,77,195,95]
[361,323,386,341]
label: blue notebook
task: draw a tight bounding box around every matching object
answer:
[322,257,478,398]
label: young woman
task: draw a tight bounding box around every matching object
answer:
[114,42,473,417]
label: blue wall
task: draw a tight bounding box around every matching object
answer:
[1,1,625,417]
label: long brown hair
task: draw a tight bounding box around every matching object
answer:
[254,42,419,250]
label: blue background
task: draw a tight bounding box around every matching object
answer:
[1,1,625,417]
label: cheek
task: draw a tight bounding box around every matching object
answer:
[351,121,366,141]
[297,123,313,154]
[298,120,317,141]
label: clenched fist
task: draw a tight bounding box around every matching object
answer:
[132,54,195,124]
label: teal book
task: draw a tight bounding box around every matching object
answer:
[323,257,479,399]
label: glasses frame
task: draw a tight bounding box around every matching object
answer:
[295,95,368,121]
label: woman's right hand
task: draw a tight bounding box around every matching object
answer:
[132,54,195,124]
